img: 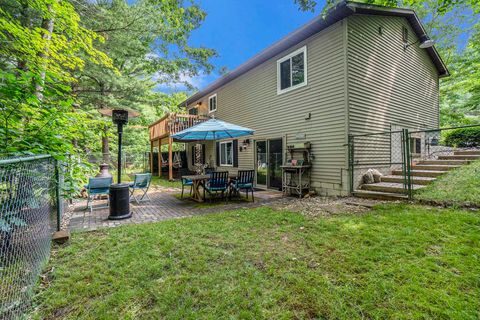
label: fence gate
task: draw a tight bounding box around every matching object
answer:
[0,155,62,319]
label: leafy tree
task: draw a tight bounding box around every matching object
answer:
[71,0,216,164]
[297,0,480,14]
[0,0,113,156]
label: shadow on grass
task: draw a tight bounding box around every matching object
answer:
[172,193,254,208]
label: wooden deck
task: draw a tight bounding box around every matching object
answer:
[148,113,208,180]
[149,113,208,141]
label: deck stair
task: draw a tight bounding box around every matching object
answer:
[438,155,480,161]
[420,159,470,165]
[411,164,460,171]
[354,149,480,200]
[380,175,435,185]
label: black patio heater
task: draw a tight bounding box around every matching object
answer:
[108,109,132,220]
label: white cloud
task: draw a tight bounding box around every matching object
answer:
[154,73,209,93]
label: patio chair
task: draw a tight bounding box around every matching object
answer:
[85,177,112,212]
[129,173,152,204]
[233,170,255,202]
[181,176,193,199]
[204,171,229,203]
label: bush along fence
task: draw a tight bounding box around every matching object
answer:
[348,124,480,200]
[0,155,63,319]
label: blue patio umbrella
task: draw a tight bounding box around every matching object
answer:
[171,118,254,141]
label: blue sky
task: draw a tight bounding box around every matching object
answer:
[159,0,473,93]
[162,0,325,92]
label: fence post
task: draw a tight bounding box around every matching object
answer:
[401,129,407,191]
[55,159,62,231]
[348,135,354,194]
[404,129,413,200]
[405,129,413,200]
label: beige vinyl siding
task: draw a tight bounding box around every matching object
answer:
[347,15,439,134]
[186,141,216,169]
[187,21,348,193]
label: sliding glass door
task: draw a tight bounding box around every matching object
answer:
[255,138,283,190]
[255,141,267,188]
[268,139,283,190]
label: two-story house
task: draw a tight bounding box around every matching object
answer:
[148,1,448,196]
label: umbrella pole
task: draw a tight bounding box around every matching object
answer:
[168,137,173,181]
[194,143,202,175]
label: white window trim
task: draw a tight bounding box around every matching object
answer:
[276,46,307,95]
[208,93,217,113]
[219,140,233,166]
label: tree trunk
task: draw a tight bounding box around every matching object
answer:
[34,4,55,100]
[102,126,110,164]
[16,1,30,74]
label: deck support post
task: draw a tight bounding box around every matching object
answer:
[150,140,154,174]
[158,138,162,177]
[168,137,173,181]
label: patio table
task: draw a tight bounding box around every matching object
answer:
[182,174,210,202]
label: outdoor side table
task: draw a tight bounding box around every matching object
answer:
[182,175,210,202]
[281,165,311,198]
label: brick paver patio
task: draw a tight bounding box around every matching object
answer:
[68,188,286,231]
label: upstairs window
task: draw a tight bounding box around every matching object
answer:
[209,94,217,112]
[277,46,307,94]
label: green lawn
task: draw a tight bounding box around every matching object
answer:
[35,205,480,319]
[150,175,182,189]
[117,174,182,189]
[416,159,480,207]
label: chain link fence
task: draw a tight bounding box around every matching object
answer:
[349,124,480,199]
[408,124,480,161]
[348,129,409,193]
[0,155,61,319]
[86,152,150,176]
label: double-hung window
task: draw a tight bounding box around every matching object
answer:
[277,46,307,94]
[209,94,217,113]
[220,141,233,166]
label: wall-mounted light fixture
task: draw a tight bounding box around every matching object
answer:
[404,38,435,50]
[403,26,435,51]
[239,139,250,152]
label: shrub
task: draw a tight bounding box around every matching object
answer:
[444,127,480,148]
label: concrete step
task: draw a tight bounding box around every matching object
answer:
[391,169,445,177]
[362,182,425,194]
[353,190,408,201]
[412,164,460,171]
[454,150,480,156]
[438,155,480,160]
[418,159,470,165]
[381,175,436,185]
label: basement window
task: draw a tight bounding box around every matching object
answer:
[277,46,307,94]
[410,137,422,156]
